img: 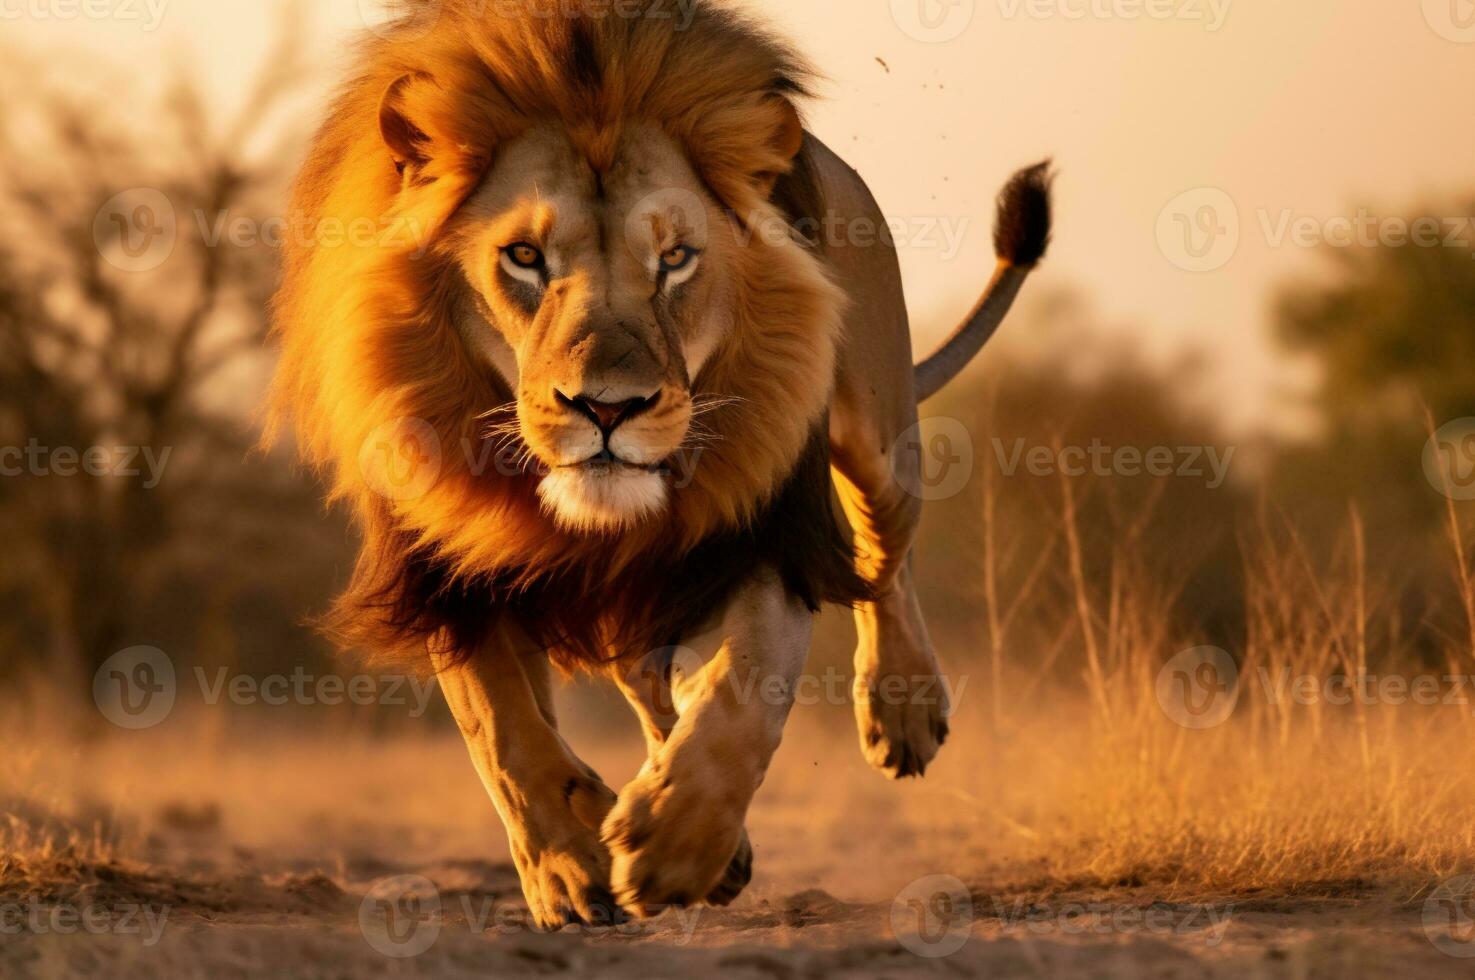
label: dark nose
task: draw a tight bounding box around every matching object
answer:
[556,391,660,436]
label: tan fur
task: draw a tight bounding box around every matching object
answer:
[272,0,1033,924]
[269,1,856,669]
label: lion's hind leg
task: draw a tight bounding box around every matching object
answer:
[831,441,951,780]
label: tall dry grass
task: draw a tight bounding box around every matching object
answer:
[946,450,1475,899]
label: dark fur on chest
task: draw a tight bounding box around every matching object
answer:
[328,423,873,671]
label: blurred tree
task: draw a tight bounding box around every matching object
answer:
[1277,211,1475,429]
[1270,200,1475,654]
[0,27,349,689]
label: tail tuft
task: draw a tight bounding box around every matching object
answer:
[993,161,1054,268]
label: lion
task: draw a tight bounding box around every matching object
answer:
[270,0,1051,928]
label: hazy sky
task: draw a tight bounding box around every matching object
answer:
[15,0,1475,431]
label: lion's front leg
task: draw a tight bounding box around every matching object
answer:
[434,626,621,929]
[602,570,812,917]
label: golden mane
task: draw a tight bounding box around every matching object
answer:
[269,0,868,667]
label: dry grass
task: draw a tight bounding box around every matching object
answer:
[3,469,1475,914]
[906,452,1475,901]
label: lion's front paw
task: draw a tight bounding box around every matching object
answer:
[703,828,752,907]
[514,773,624,930]
[601,768,746,918]
[519,835,624,930]
[854,668,951,779]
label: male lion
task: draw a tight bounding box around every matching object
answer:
[271,0,1051,927]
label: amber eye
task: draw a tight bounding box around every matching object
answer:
[505,242,544,269]
[659,244,699,273]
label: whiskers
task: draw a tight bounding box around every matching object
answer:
[682,393,746,451]
[470,393,745,477]
[475,401,519,426]
[475,401,538,475]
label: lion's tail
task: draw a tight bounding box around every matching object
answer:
[913,161,1054,403]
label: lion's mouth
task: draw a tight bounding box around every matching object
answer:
[561,449,664,475]
[538,451,672,532]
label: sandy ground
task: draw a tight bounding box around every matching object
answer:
[4,687,1473,978]
[3,861,1468,979]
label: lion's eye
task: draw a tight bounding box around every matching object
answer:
[659,245,699,273]
[504,242,544,269]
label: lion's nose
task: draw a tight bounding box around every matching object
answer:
[556,390,660,436]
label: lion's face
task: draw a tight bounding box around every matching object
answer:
[444,123,733,533]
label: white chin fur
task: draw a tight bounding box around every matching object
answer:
[537,465,668,533]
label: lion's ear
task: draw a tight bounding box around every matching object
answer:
[755,94,806,198]
[379,74,433,175]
